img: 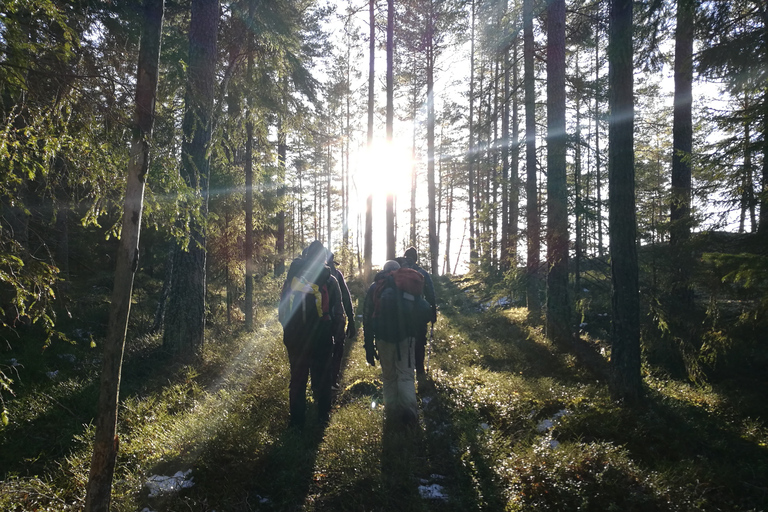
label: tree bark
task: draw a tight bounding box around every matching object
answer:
[386,0,396,261]
[546,0,570,348]
[244,120,254,331]
[85,1,164,509]
[163,0,219,359]
[608,0,642,403]
[468,0,478,266]
[365,0,375,282]
[524,0,540,317]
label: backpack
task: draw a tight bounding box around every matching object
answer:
[279,258,331,336]
[372,267,432,342]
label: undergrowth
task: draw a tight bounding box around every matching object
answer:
[0,274,766,511]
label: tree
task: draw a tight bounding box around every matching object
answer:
[386,0,396,261]
[365,0,375,283]
[608,0,642,402]
[163,0,219,359]
[523,0,540,317]
[84,1,164,509]
[545,0,570,347]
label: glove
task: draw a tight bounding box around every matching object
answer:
[346,319,357,339]
[364,342,377,367]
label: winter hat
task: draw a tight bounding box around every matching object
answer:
[404,246,418,263]
[382,260,401,273]
[304,240,327,265]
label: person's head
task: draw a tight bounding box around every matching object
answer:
[382,260,400,273]
[404,246,418,264]
[304,240,327,267]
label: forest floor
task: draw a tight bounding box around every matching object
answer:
[1,274,767,511]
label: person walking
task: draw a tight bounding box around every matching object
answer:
[279,241,344,428]
[363,259,430,428]
[401,247,437,376]
[327,251,356,390]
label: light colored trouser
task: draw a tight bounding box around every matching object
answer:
[378,337,418,422]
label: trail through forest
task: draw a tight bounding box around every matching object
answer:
[2,276,767,511]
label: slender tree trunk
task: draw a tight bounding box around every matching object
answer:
[510,36,520,267]
[546,0,570,347]
[523,0,540,317]
[386,0,396,260]
[244,119,254,331]
[468,0,478,266]
[365,0,375,282]
[85,1,163,509]
[444,164,454,274]
[164,0,218,359]
[500,0,510,271]
[427,5,438,275]
[608,0,642,403]
[411,81,418,247]
[670,0,694,246]
[276,114,287,276]
[595,19,604,257]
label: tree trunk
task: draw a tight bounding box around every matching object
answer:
[608,0,642,403]
[386,0,396,260]
[524,0,540,317]
[500,0,510,271]
[546,0,570,348]
[670,0,694,246]
[275,114,287,276]
[365,0,375,282]
[427,5,438,275]
[163,0,218,360]
[510,36,520,267]
[85,1,163,509]
[468,0,477,267]
[244,119,254,331]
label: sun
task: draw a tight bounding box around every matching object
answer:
[352,140,414,201]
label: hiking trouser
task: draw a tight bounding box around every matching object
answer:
[378,336,418,426]
[331,331,346,387]
[285,335,334,427]
[414,323,428,374]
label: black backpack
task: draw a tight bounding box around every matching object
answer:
[372,268,432,342]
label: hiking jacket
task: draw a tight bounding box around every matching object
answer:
[329,263,354,324]
[281,262,344,350]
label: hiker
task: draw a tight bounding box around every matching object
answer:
[401,246,437,376]
[279,240,344,428]
[363,259,432,427]
[327,250,356,390]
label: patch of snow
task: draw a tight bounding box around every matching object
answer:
[419,483,448,500]
[536,419,554,433]
[146,470,194,498]
[371,400,377,409]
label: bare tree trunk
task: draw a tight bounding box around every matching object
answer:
[546,0,570,348]
[365,0,375,283]
[163,0,218,359]
[386,0,396,260]
[468,0,477,267]
[85,1,163,509]
[275,113,287,276]
[608,0,641,403]
[244,119,254,330]
[523,0,540,317]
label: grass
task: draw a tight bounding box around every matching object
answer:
[1,273,767,511]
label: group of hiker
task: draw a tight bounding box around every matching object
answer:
[278,240,436,429]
